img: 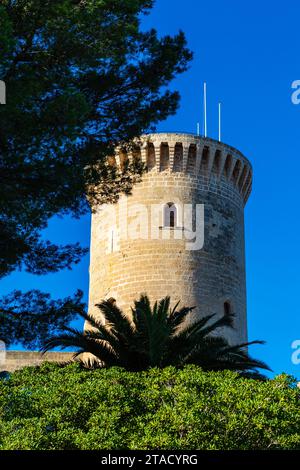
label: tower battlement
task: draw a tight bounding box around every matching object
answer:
[113,133,252,205]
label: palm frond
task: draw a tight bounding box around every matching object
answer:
[167,305,195,330]
[96,300,134,339]
[172,313,217,340]
[220,340,266,352]
[69,309,106,332]
[41,329,119,366]
[157,296,171,322]
[196,312,235,338]
[132,295,171,367]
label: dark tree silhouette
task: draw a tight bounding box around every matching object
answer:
[0,289,85,348]
[0,0,192,345]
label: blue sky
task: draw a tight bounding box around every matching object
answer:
[2,0,300,378]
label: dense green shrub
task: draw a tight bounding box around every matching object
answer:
[0,363,299,450]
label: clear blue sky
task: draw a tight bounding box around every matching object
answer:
[2,0,300,378]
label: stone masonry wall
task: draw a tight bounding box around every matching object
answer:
[1,351,74,372]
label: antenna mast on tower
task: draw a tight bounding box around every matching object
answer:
[218,102,222,142]
[204,82,207,137]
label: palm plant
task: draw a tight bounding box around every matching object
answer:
[42,295,270,377]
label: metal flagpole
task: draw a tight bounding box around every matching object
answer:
[204,82,207,137]
[218,102,221,142]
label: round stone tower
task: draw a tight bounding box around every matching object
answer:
[88,133,252,344]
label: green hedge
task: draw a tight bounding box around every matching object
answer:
[0,363,299,450]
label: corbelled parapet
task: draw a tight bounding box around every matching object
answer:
[112,133,252,205]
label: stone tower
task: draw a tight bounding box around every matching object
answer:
[88,133,252,344]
